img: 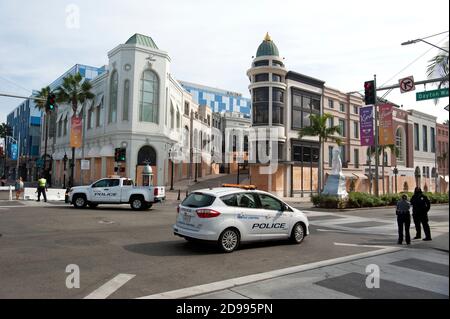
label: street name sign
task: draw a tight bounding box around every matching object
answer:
[399,76,415,93]
[416,88,449,101]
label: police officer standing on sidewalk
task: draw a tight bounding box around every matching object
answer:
[37,175,47,202]
[410,187,432,241]
[396,194,411,245]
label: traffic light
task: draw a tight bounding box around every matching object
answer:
[114,148,126,162]
[46,93,57,112]
[364,80,376,105]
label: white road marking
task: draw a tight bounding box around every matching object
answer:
[84,274,135,299]
[137,246,401,299]
[334,242,397,249]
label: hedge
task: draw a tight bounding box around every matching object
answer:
[311,192,449,209]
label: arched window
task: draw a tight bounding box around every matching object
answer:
[139,70,159,123]
[194,129,199,149]
[108,70,118,123]
[395,128,405,165]
[183,126,189,148]
[122,80,130,121]
[176,109,180,129]
[170,102,174,129]
[137,145,157,165]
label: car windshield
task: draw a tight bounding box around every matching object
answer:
[182,193,215,208]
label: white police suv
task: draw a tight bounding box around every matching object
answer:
[173,185,309,253]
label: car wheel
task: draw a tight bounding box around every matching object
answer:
[290,222,305,244]
[88,203,98,209]
[130,197,145,211]
[218,228,240,253]
[73,195,87,209]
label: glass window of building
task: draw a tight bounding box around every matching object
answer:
[170,103,175,129]
[184,102,189,116]
[255,73,269,82]
[63,117,68,135]
[354,149,359,168]
[328,116,334,128]
[253,87,269,125]
[139,70,159,123]
[414,123,420,150]
[422,125,428,152]
[353,105,359,114]
[254,60,269,67]
[328,146,333,167]
[108,71,118,123]
[339,145,346,164]
[272,74,282,82]
[122,80,130,121]
[177,110,181,128]
[272,60,284,67]
[291,90,320,130]
[353,121,359,139]
[328,99,334,109]
[431,127,436,152]
[396,128,405,165]
[340,103,345,112]
[338,119,346,137]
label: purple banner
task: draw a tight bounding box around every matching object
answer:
[360,106,374,146]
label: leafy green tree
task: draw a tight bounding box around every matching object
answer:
[426,40,448,104]
[298,113,342,194]
[35,86,52,174]
[55,73,94,186]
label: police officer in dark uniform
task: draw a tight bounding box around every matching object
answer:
[410,187,432,241]
[396,194,411,245]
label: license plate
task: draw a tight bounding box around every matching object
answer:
[183,213,191,223]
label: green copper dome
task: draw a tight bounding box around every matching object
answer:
[256,33,279,57]
[125,33,159,49]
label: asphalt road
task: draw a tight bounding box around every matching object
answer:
[0,200,448,299]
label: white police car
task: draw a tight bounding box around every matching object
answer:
[173,185,309,253]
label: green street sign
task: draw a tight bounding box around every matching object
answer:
[416,88,449,101]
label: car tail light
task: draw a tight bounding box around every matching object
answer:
[154,188,159,196]
[196,209,221,218]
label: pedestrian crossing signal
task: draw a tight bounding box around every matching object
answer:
[115,148,126,162]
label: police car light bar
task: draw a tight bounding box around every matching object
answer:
[222,184,257,190]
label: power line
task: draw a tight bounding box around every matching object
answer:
[0,74,32,95]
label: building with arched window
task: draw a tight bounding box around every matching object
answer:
[48,34,218,187]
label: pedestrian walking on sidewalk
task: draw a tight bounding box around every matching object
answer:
[37,175,47,202]
[15,177,24,200]
[396,194,411,245]
[410,187,432,241]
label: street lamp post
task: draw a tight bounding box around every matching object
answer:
[393,166,399,194]
[401,38,449,53]
[168,148,174,190]
[63,153,68,189]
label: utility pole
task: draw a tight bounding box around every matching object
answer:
[374,74,380,197]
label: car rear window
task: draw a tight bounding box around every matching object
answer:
[182,193,216,208]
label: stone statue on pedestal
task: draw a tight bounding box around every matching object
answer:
[322,147,348,198]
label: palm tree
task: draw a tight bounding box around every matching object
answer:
[0,123,13,176]
[367,144,399,194]
[35,86,52,175]
[298,113,342,194]
[55,73,94,187]
[426,41,449,104]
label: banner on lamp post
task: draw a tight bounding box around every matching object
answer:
[359,106,374,146]
[378,104,394,145]
[10,143,18,160]
[70,115,82,148]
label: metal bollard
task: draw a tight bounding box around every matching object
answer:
[177,189,181,201]
[9,185,13,201]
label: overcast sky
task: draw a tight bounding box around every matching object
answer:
[0,0,448,125]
